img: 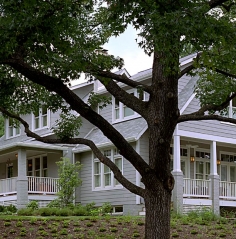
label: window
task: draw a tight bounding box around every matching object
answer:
[112,90,149,122]
[7,118,20,138]
[93,148,123,190]
[228,97,236,119]
[33,106,49,130]
[195,149,210,179]
[27,155,48,177]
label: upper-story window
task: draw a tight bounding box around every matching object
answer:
[32,106,49,130]
[93,148,123,190]
[228,97,236,119]
[112,90,148,122]
[7,118,20,138]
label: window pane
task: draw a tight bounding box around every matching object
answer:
[43,169,48,177]
[104,150,111,157]
[196,161,204,174]
[35,158,40,170]
[95,175,101,187]
[115,158,122,170]
[16,127,20,135]
[232,97,236,107]
[221,165,227,181]
[42,115,47,127]
[124,106,134,117]
[35,117,39,129]
[43,156,47,169]
[9,127,13,137]
[181,161,185,176]
[115,109,119,119]
[94,162,100,174]
[104,174,111,186]
[42,106,47,115]
[35,170,40,177]
[230,166,236,182]
[104,165,110,173]
[28,159,32,172]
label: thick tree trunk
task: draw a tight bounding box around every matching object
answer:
[144,186,171,239]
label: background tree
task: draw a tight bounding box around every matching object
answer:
[56,158,82,208]
[1,1,236,239]
[0,115,4,137]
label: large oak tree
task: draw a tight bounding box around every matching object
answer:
[1,1,236,238]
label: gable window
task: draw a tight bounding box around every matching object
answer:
[33,106,49,130]
[93,148,123,190]
[7,118,20,138]
[113,90,148,122]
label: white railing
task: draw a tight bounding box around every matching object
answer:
[0,177,17,196]
[220,181,236,200]
[28,176,59,194]
[183,178,210,198]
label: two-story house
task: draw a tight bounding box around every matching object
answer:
[1,54,236,215]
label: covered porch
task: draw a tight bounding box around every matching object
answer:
[172,126,236,214]
[0,142,70,208]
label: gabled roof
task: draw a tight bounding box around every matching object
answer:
[73,117,147,153]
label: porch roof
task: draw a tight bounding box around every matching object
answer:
[0,141,68,155]
[73,117,147,153]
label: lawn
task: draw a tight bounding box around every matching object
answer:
[0,211,235,238]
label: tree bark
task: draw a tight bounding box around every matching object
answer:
[144,186,171,239]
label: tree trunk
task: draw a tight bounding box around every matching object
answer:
[144,186,171,239]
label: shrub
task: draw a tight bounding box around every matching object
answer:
[101,202,112,215]
[6,204,17,213]
[37,207,56,216]
[73,206,88,216]
[17,208,33,216]
[55,208,72,216]
[47,199,60,208]
[27,200,39,210]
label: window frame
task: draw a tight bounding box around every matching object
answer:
[6,118,20,139]
[32,106,50,131]
[27,155,48,177]
[92,148,123,191]
[112,89,149,123]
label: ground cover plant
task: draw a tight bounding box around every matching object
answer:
[1,206,236,238]
[0,210,236,238]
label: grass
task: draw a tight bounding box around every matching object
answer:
[0,210,236,238]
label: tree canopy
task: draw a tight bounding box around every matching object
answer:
[1,1,236,238]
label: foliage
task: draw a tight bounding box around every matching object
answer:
[0,114,4,137]
[56,158,82,207]
[26,201,39,211]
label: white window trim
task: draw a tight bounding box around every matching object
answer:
[6,118,20,139]
[112,89,149,123]
[92,149,123,191]
[194,148,210,180]
[32,108,50,131]
[27,154,47,177]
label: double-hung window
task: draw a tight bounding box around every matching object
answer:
[93,148,123,190]
[113,90,148,122]
[7,118,20,138]
[27,155,48,177]
[33,106,49,130]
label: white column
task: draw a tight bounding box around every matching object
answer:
[173,127,181,172]
[172,125,183,214]
[210,141,218,175]
[209,141,220,215]
[17,148,28,209]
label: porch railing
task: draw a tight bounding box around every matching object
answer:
[183,178,210,198]
[0,177,17,196]
[28,176,59,194]
[220,181,236,200]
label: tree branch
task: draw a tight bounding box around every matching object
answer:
[96,70,152,93]
[178,64,194,79]
[96,76,149,118]
[0,107,145,197]
[215,68,236,79]
[178,113,236,124]
[209,0,231,9]
[1,58,151,178]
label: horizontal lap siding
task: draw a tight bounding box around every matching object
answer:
[78,151,137,209]
[180,97,236,139]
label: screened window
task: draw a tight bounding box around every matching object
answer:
[33,106,49,130]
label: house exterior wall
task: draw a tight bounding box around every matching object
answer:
[179,97,236,139]
[47,152,62,178]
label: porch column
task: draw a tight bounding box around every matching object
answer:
[17,149,28,209]
[209,141,220,215]
[172,126,183,214]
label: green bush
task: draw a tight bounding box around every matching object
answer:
[101,202,112,215]
[73,206,88,216]
[37,208,56,216]
[27,200,39,210]
[47,199,60,208]
[17,208,33,216]
[56,208,72,216]
[6,204,17,213]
